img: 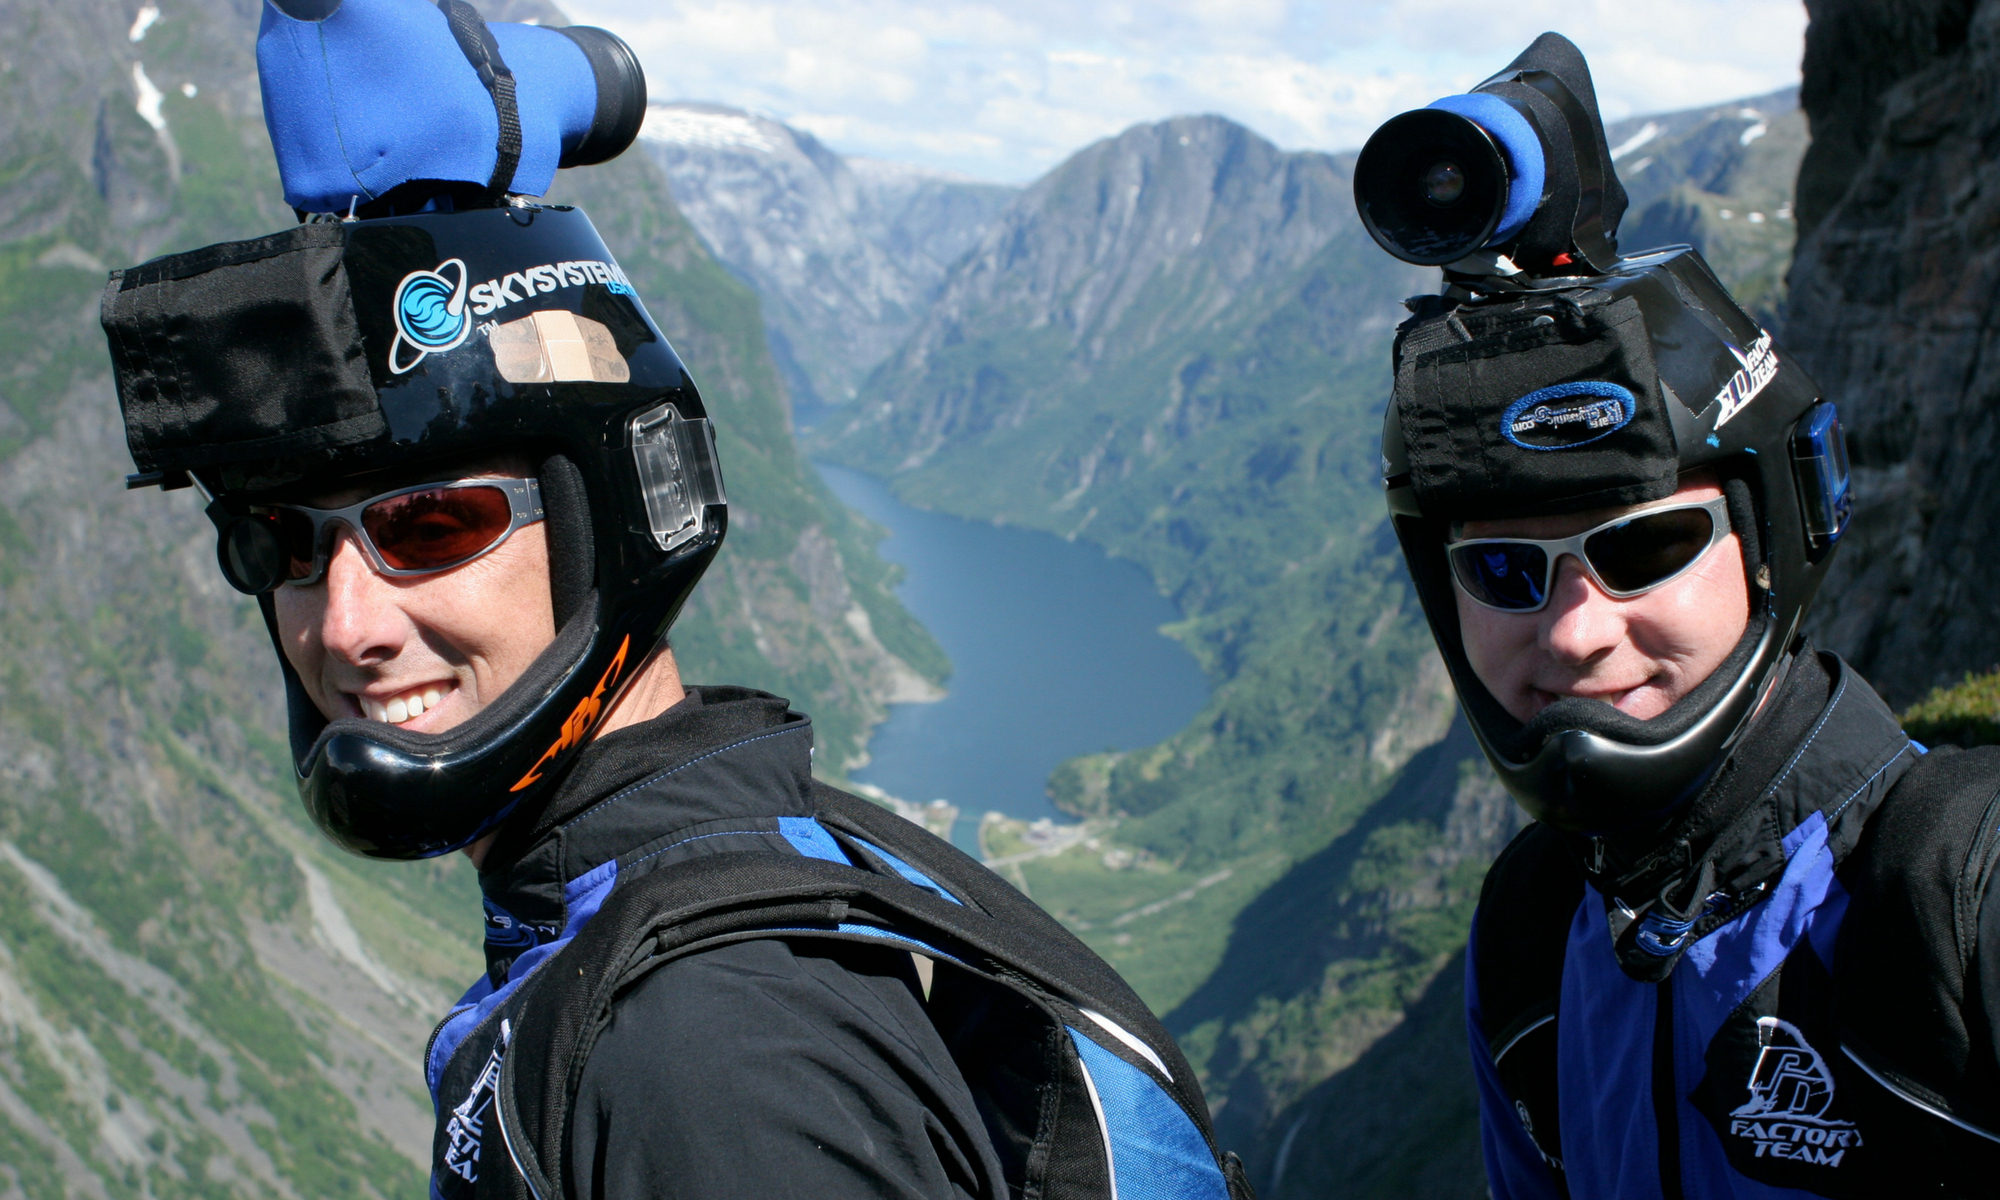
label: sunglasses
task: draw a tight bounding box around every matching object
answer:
[1445,495,1732,614]
[212,477,544,594]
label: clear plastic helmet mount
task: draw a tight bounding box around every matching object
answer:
[1383,246,1850,835]
[103,205,727,859]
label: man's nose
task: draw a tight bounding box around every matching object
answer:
[1538,554,1625,662]
[317,529,405,666]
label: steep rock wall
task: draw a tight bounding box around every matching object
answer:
[1790,0,2000,702]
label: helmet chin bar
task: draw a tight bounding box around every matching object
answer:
[1466,617,1786,835]
[265,589,612,859]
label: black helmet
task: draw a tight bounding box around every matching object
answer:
[102,204,726,858]
[1383,246,1851,835]
[1361,33,1853,835]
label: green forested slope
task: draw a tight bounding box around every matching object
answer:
[0,2,937,1195]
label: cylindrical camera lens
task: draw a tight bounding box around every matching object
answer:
[1354,108,1510,265]
[556,25,649,168]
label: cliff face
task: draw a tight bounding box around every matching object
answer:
[640,104,1014,419]
[1789,0,2000,703]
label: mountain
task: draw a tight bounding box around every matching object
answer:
[638,102,1015,421]
[815,113,1446,896]
[810,96,1818,1194]
[1609,87,1807,330]
[0,1,938,1194]
[1788,0,2000,706]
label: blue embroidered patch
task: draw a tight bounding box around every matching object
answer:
[1501,382,1636,451]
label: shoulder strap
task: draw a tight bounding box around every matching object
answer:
[492,796,1247,1200]
[1834,743,2000,1131]
[1471,823,1583,1183]
[811,782,1203,1087]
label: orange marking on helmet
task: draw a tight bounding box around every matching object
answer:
[511,635,631,792]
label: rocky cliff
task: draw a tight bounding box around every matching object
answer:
[1789,0,2000,704]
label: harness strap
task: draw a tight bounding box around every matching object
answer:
[485,801,1243,1200]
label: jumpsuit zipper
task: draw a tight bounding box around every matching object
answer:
[1653,978,1684,1200]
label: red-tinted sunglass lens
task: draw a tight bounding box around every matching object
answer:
[362,486,513,571]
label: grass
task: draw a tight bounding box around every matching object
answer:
[1016,841,1293,1013]
[1902,667,2000,748]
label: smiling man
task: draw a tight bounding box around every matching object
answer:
[89,4,1250,1197]
[1372,199,2000,1198]
[100,199,1029,1199]
[96,159,1249,1200]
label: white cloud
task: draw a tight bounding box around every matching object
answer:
[564,0,1807,182]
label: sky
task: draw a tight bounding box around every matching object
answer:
[564,0,1809,183]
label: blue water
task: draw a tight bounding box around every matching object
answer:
[817,463,1209,848]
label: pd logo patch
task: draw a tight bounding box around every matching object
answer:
[1726,1017,1862,1168]
[1501,382,1635,451]
[389,258,471,374]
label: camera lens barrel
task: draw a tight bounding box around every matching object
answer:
[1353,92,1548,266]
[557,26,649,168]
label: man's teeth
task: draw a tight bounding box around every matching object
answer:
[364,688,445,724]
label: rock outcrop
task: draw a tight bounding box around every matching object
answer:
[1789,0,2000,703]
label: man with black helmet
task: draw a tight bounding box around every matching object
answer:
[1356,32,2000,1199]
[96,3,1249,1198]
[104,163,1017,1200]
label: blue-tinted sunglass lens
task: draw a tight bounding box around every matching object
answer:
[1450,543,1548,610]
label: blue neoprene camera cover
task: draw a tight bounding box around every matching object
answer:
[258,0,600,212]
[1425,92,1546,248]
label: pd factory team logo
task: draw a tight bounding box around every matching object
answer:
[1726,1017,1863,1169]
[1713,331,1781,427]
[388,258,472,374]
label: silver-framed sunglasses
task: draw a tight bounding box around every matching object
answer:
[1444,494,1733,614]
[211,477,544,594]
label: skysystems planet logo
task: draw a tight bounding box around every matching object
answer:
[389,258,471,374]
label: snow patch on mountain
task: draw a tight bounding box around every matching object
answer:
[131,62,166,133]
